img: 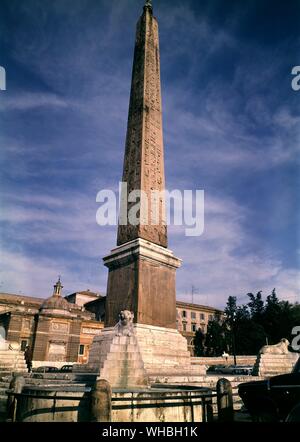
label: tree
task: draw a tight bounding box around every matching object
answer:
[247,291,264,324]
[194,328,205,356]
[263,289,286,344]
[205,290,300,357]
[224,296,238,322]
[205,319,229,356]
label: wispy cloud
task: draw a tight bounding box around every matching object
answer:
[0,92,69,111]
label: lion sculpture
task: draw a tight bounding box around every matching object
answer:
[115,310,134,337]
[259,338,290,355]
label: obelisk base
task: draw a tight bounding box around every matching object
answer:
[82,323,206,388]
[103,239,182,329]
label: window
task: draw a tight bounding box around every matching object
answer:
[21,340,28,351]
[79,344,85,356]
[183,323,187,332]
[209,315,214,321]
[182,310,187,318]
[191,312,196,320]
[192,324,197,332]
[200,313,205,321]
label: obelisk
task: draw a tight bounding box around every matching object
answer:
[104,0,181,329]
[117,0,167,249]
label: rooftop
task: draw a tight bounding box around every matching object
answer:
[176,300,223,313]
[65,290,102,298]
[0,292,44,306]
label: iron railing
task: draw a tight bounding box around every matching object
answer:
[5,388,223,423]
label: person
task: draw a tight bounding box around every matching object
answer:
[24,345,32,373]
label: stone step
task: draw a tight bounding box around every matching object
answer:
[106,352,143,361]
[102,365,145,374]
[141,351,191,359]
[0,354,25,360]
[0,362,26,367]
[0,357,26,362]
[104,357,144,365]
[101,366,147,378]
[112,336,137,345]
[109,344,140,353]
[0,367,27,373]
[0,351,25,356]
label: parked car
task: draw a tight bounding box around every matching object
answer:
[231,365,253,376]
[218,365,253,375]
[33,366,59,373]
[218,365,236,374]
[238,356,300,422]
[59,365,73,373]
[206,365,227,374]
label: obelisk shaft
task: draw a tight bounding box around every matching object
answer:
[104,3,181,329]
[117,5,167,248]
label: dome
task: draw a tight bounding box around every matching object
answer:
[39,277,72,315]
[40,295,71,312]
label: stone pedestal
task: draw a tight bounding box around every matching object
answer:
[104,239,181,329]
[86,328,148,389]
[81,323,206,387]
[253,352,299,377]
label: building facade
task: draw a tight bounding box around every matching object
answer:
[0,282,222,361]
[176,301,223,355]
[0,279,103,366]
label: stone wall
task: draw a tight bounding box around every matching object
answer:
[191,356,257,366]
[253,352,299,377]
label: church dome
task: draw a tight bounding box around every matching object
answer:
[39,277,72,315]
[40,295,71,312]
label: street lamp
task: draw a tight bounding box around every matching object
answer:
[224,311,237,366]
[231,312,237,366]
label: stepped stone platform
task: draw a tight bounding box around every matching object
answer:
[74,324,206,387]
[253,352,299,377]
[0,342,27,420]
[0,344,27,375]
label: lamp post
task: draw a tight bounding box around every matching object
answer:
[224,312,237,365]
[231,313,237,366]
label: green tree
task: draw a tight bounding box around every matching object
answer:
[194,328,205,356]
[205,319,229,356]
[225,296,265,355]
[204,291,300,357]
[247,291,264,323]
[224,296,238,321]
[263,289,285,343]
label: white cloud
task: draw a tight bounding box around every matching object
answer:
[0,93,69,111]
[172,194,300,308]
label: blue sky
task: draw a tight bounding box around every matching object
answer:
[0,0,299,308]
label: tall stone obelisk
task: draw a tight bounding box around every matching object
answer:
[104,0,181,329]
[117,0,167,249]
